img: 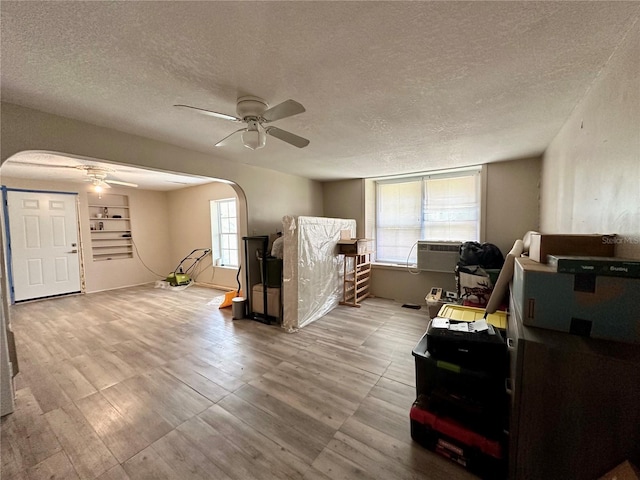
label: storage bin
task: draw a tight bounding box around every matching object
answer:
[437,304,507,330]
[251,284,281,318]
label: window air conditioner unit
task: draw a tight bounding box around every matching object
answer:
[417,241,461,272]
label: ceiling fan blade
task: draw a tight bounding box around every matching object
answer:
[174,104,241,122]
[265,126,310,148]
[105,180,139,188]
[215,128,247,147]
[261,100,306,123]
[7,161,79,169]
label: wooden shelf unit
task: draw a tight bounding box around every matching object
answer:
[340,252,372,307]
[87,193,133,261]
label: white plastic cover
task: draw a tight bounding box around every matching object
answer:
[282,215,356,332]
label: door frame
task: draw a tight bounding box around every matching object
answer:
[1,186,85,304]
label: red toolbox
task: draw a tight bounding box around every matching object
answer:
[410,399,507,479]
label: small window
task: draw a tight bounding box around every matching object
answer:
[210,198,238,267]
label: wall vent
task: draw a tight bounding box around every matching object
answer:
[417,241,461,273]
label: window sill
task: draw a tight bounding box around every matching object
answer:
[371,262,417,271]
[371,263,456,275]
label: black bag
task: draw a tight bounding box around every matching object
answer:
[455,242,504,305]
[458,242,504,270]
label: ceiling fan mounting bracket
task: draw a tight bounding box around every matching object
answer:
[83,166,112,180]
[236,96,268,120]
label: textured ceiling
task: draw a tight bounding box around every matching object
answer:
[1,1,639,182]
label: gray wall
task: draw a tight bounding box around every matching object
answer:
[323,179,365,238]
[322,157,542,305]
[485,157,541,255]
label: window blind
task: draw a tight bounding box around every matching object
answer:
[376,169,480,264]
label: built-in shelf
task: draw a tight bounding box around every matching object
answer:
[87,193,133,261]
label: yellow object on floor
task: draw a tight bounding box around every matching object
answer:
[437,304,507,330]
[219,290,242,309]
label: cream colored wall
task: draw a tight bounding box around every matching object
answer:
[540,23,639,259]
[166,181,239,289]
[0,176,172,292]
[485,157,541,255]
[322,158,541,305]
[0,103,324,236]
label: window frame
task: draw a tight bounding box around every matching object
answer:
[375,167,482,265]
[210,197,239,268]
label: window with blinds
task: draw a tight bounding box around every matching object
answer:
[376,169,480,264]
[210,198,239,267]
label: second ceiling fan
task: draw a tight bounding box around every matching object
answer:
[175,96,309,150]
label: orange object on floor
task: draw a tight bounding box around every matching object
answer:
[219,290,242,308]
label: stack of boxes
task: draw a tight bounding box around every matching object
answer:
[513,233,640,343]
[410,233,640,478]
[410,312,508,479]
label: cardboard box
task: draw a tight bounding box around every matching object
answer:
[547,255,640,278]
[251,284,281,318]
[529,233,616,263]
[337,238,369,255]
[599,461,640,480]
[512,257,640,343]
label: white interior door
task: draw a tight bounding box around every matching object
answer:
[7,190,82,302]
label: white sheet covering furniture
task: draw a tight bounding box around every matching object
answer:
[282,216,356,332]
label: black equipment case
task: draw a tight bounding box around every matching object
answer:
[425,319,506,370]
[412,334,507,438]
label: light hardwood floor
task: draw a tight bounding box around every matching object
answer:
[1,284,478,480]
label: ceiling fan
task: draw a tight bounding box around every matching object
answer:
[7,161,139,190]
[175,96,309,150]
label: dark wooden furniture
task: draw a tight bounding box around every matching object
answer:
[507,296,640,479]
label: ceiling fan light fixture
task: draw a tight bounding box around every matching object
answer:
[91,178,111,192]
[241,122,266,150]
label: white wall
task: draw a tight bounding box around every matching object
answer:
[540,22,640,259]
[0,176,173,292]
[166,181,240,289]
